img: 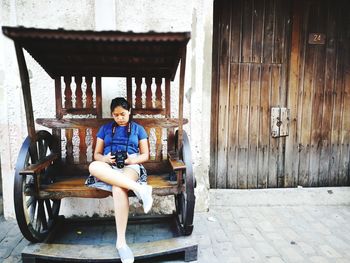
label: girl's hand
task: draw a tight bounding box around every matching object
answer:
[104,152,116,164]
[124,153,135,165]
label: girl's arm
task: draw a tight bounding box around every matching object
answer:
[94,138,116,164]
[125,139,149,165]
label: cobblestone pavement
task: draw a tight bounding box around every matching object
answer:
[1,204,350,262]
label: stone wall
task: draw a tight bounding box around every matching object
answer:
[0,0,212,219]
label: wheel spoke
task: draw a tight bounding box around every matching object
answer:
[26,196,35,208]
[37,200,48,231]
[45,199,53,220]
[29,198,37,223]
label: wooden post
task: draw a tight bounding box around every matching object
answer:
[177,48,186,153]
[14,43,38,162]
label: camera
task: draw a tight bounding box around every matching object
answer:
[112,150,127,168]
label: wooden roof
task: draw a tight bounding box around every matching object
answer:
[2,26,190,80]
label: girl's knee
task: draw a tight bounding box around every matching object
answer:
[89,161,103,175]
[112,185,127,195]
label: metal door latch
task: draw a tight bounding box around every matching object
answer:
[271,107,290,138]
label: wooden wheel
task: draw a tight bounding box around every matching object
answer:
[174,130,195,236]
[14,130,61,242]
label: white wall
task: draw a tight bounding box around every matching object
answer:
[0,0,212,219]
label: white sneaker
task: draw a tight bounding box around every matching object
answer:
[137,185,153,213]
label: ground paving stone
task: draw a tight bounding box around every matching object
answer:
[1,196,350,262]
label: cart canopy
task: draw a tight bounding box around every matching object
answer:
[2,26,190,80]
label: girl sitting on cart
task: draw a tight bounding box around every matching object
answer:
[88,97,153,263]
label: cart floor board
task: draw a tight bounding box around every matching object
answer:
[21,215,198,262]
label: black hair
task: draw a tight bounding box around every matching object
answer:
[110,97,131,113]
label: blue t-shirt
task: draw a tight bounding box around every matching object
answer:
[97,121,148,155]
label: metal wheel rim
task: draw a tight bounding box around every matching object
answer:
[14,130,60,242]
[174,130,195,233]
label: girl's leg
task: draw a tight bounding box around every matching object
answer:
[112,168,138,248]
[89,161,142,192]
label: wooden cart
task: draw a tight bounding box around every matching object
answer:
[2,27,196,247]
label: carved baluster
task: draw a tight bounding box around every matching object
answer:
[86,76,93,109]
[135,77,142,108]
[75,76,83,108]
[155,78,162,109]
[79,128,87,163]
[145,77,153,108]
[64,76,72,109]
[65,129,74,164]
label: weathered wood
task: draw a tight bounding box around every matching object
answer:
[38,175,179,199]
[237,64,249,188]
[284,0,301,187]
[14,43,37,155]
[19,153,58,175]
[145,77,153,108]
[227,63,239,188]
[22,234,197,263]
[177,48,186,153]
[61,108,98,115]
[135,77,142,108]
[78,128,87,163]
[85,76,93,109]
[247,65,260,188]
[168,152,186,171]
[95,76,102,118]
[132,108,165,115]
[64,76,72,109]
[37,117,188,129]
[216,0,231,188]
[75,76,83,108]
[55,78,63,118]
[65,129,74,164]
[155,77,162,109]
[155,127,162,161]
[126,77,132,106]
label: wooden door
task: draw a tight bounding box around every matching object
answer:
[211,0,350,189]
[285,0,350,187]
[211,0,292,188]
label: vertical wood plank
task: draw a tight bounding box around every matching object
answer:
[64,76,72,109]
[79,128,87,163]
[242,0,253,62]
[227,63,240,188]
[268,65,280,187]
[65,129,74,164]
[251,0,264,63]
[237,64,250,188]
[92,128,98,159]
[247,64,260,188]
[216,0,231,188]
[126,77,133,107]
[85,76,93,109]
[263,0,274,63]
[257,64,270,188]
[165,79,174,153]
[285,0,301,187]
[145,77,153,108]
[230,0,242,63]
[95,77,102,118]
[210,0,222,187]
[55,78,63,118]
[273,0,284,63]
[75,76,83,108]
[135,77,143,108]
[155,127,162,161]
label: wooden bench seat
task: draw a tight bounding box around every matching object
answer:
[37,175,179,199]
